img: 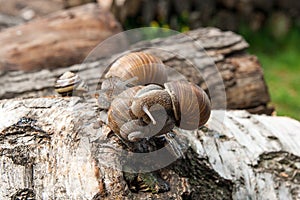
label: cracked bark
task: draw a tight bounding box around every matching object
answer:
[0,97,299,199]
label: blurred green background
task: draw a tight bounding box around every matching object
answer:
[240,26,300,121]
[137,22,300,120]
[137,23,300,120]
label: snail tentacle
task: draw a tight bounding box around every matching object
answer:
[142,105,157,125]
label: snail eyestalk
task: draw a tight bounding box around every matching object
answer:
[143,105,157,125]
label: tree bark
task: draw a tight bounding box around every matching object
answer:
[0,28,273,114]
[0,3,122,71]
[0,97,299,199]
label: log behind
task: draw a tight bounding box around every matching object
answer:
[0,3,122,71]
[0,28,273,114]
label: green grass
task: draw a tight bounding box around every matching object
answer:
[239,26,300,121]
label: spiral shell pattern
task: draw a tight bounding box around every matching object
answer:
[55,71,88,96]
[105,52,168,86]
[164,80,211,130]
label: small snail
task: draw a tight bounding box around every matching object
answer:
[96,52,168,109]
[55,71,88,97]
[107,80,211,142]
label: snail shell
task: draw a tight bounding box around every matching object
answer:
[55,71,88,97]
[164,80,211,130]
[97,77,132,109]
[108,85,175,141]
[105,52,168,86]
[130,80,211,130]
[108,86,142,136]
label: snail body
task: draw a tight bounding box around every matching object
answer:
[55,71,88,97]
[131,88,173,124]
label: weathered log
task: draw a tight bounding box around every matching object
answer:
[0,3,122,71]
[0,97,299,199]
[0,0,64,20]
[0,0,96,21]
[0,27,273,114]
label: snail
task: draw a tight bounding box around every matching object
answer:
[96,52,168,109]
[105,52,168,86]
[131,80,211,130]
[107,80,211,142]
[107,85,176,141]
[55,71,88,97]
[108,86,142,135]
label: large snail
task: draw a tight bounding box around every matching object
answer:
[107,80,211,142]
[107,85,175,141]
[131,80,211,130]
[105,52,168,86]
[55,71,88,97]
[97,52,168,109]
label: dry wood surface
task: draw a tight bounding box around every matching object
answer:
[0,97,299,199]
[0,3,122,71]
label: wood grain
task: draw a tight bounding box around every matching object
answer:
[0,3,122,71]
[0,97,298,199]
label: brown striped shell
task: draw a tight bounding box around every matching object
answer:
[164,80,211,130]
[105,52,168,86]
[55,71,88,97]
[108,86,142,135]
[107,85,176,141]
